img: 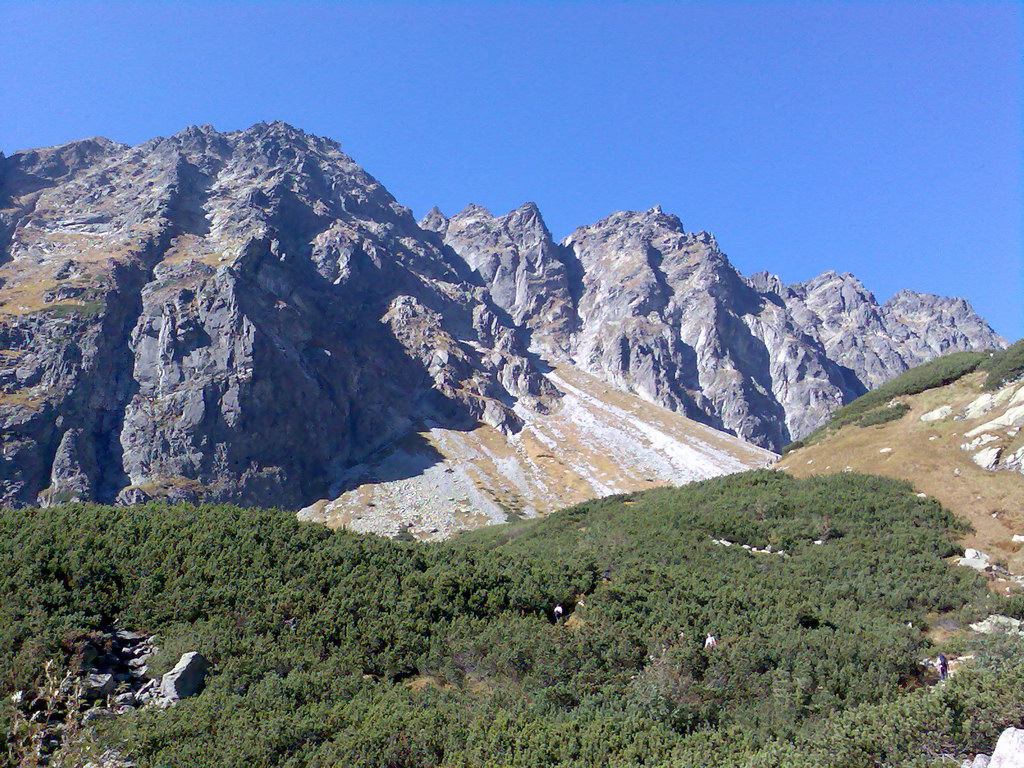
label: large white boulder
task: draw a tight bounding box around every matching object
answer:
[967,405,1024,439]
[964,393,998,420]
[973,447,1003,470]
[921,405,952,422]
[959,549,992,572]
[970,615,1024,636]
[158,652,211,702]
[990,727,1024,767]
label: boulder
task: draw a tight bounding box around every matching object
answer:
[921,405,952,422]
[158,651,211,701]
[114,629,149,643]
[964,755,991,768]
[81,673,116,699]
[959,549,992,572]
[970,615,1024,636]
[964,393,998,420]
[973,447,1003,471]
[991,727,1024,768]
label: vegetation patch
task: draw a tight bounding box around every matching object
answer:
[3,471,1021,766]
[788,351,992,452]
[38,300,105,319]
[980,339,1024,392]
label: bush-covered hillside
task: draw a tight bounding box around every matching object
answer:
[980,338,1024,392]
[2,471,1021,767]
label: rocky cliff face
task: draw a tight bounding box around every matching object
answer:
[0,123,1005,510]
[0,123,554,509]
[434,205,1006,450]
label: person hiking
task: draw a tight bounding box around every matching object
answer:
[553,604,564,622]
[937,653,949,680]
[704,633,718,649]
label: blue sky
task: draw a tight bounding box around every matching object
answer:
[2,1,1021,339]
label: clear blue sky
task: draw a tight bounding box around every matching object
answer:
[3,1,1021,339]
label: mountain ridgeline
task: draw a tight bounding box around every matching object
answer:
[0,122,1005,510]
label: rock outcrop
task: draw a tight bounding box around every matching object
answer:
[157,651,210,702]
[990,727,1024,768]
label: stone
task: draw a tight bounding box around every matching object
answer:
[990,727,1024,767]
[921,405,952,422]
[1013,535,1024,543]
[966,405,1024,439]
[964,755,991,768]
[973,447,1003,471]
[81,673,116,699]
[970,615,1024,636]
[964,393,998,420]
[159,651,211,701]
[959,549,992,572]
[114,629,149,643]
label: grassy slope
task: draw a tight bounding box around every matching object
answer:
[777,370,1024,582]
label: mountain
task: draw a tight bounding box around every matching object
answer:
[429,203,1006,450]
[0,123,1004,518]
[776,345,1024,583]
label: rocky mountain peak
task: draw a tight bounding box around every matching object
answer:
[440,202,1005,449]
[419,206,449,234]
[438,202,576,353]
[0,125,556,509]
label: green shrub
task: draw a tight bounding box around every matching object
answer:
[857,401,911,427]
[980,339,1024,391]
[0,472,999,767]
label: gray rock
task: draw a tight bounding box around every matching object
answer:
[432,203,577,355]
[158,651,211,701]
[991,727,1024,768]
[81,673,115,699]
[114,629,148,643]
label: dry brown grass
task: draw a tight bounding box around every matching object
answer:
[776,372,1024,578]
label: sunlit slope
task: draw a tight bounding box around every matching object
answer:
[299,363,776,538]
[777,344,1024,578]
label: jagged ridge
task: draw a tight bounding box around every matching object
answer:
[429,202,1006,449]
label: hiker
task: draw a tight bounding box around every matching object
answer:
[554,604,564,621]
[937,653,949,680]
[704,633,718,649]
